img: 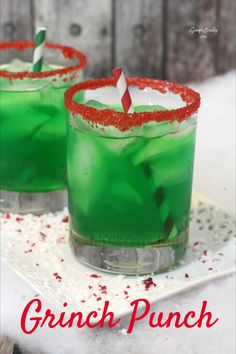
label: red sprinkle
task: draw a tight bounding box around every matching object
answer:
[46,224,51,228]
[124,291,128,295]
[96,297,102,301]
[193,241,199,247]
[98,285,107,294]
[40,232,47,241]
[143,277,157,290]
[81,300,85,303]
[53,272,62,282]
[218,253,224,256]
[16,217,24,222]
[185,273,190,278]
[88,285,93,290]
[5,213,11,219]
[90,274,102,278]
[126,285,130,289]
[24,249,32,254]
[62,216,69,223]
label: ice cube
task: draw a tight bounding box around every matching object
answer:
[132,136,172,165]
[86,100,111,110]
[108,180,143,210]
[135,104,167,113]
[7,59,32,72]
[68,134,106,214]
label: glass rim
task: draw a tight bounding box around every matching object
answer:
[0,41,87,79]
[64,78,201,131]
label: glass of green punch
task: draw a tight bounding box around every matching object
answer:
[64,78,200,274]
[0,41,87,213]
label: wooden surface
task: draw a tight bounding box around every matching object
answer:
[0,0,235,82]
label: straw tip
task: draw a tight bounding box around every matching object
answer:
[112,67,123,76]
[36,26,47,33]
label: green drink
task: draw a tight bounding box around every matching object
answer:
[0,41,87,213]
[65,78,200,274]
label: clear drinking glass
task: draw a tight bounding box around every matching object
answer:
[64,78,200,274]
[0,41,87,213]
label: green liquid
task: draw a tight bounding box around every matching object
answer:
[0,85,66,192]
[68,104,196,248]
[0,77,83,193]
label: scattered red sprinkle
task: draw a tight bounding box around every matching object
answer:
[185,273,190,278]
[53,272,62,282]
[40,232,47,241]
[5,213,11,219]
[218,253,224,256]
[31,242,36,247]
[58,236,66,244]
[98,308,101,311]
[81,300,85,303]
[208,268,213,271]
[96,297,102,301]
[88,285,93,290]
[93,293,97,297]
[98,285,107,294]
[124,296,129,299]
[62,216,69,223]
[126,285,130,289]
[24,249,32,254]
[193,241,199,247]
[46,224,51,228]
[143,277,157,290]
[124,291,128,295]
[16,217,24,222]
[90,274,102,278]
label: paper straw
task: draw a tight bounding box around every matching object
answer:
[112,67,134,113]
[33,27,46,72]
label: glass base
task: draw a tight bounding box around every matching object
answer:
[69,229,188,275]
[0,189,67,214]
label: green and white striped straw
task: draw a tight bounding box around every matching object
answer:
[33,27,46,72]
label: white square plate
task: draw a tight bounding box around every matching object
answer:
[1,192,235,319]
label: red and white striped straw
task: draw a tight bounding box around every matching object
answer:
[112,67,135,113]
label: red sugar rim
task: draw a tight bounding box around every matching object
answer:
[0,41,87,79]
[64,78,200,131]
